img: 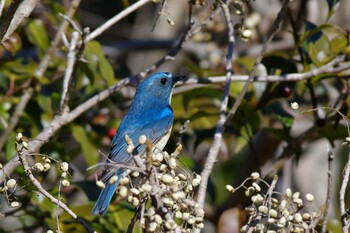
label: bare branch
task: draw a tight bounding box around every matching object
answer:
[0,88,33,152]
[178,56,348,85]
[196,0,235,211]
[340,150,350,232]
[85,0,154,42]
[60,31,80,112]
[1,0,39,44]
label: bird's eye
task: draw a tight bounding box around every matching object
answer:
[160,78,167,85]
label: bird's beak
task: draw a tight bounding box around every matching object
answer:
[173,75,186,83]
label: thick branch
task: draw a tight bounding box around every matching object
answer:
[1,0,39,43]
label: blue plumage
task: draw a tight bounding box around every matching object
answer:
[92,72,183,215]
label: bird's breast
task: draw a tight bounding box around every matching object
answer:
[155,126,172,151]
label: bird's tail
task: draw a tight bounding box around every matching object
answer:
[91,176,120,215]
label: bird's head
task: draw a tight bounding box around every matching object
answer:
[134,72,185,107]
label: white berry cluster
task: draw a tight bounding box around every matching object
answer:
[4,133,72,208]
[98,135,205,232]
[0,176,20,208]
[341,137,350,147]
[226,172,321,233]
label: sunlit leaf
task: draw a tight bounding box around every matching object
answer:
[26,19,49,55]
[71,125,99,166]
[86,41,115,86]
[5,132,16,160]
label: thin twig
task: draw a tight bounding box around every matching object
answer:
[151,0,166,31]
[85,0,154,42]
[0,88,33,152]
[16,143,96,233]
[58,12,82,34]
[140,2,194,79]
[247,175,278,233]
[322,146,334,233]
[60,31,79,112]
[196,0,235,211]
[340,150,350,232]
[36,0,82,77]
[56,180,62,233]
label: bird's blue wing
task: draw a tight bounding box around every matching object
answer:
[92,107,173,215]
[105,107,174,177]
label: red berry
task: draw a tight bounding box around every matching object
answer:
[107,128,117,139]
[280,86,292,98]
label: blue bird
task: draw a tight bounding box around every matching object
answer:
[92,72,184,215]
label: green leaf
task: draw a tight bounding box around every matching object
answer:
[86,41,115,86]
[319,123,348,146]
[230,100,260,138]
[5,132,16,160]
[71,125,98,166]
[265,102,294,131]
[27,19,49,55]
